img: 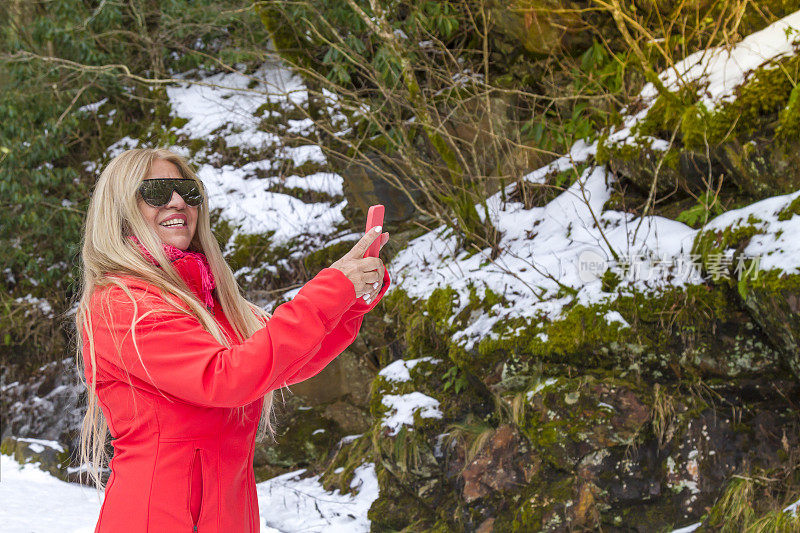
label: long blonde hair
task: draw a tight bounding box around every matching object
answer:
[73,147,277,492]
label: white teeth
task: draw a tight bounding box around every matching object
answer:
[160,220,186,227]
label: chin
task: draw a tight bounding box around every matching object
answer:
[163,237,193,250]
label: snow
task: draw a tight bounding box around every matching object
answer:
[15,437,65,454]
[0,455,102,533]
[14,295,54,318]
[281,172,344,196]
[258,463,379,533]
[604,310,630,328]
[390,161,702,350]
[1,454,379,533]
[699,189,800,275]
[380,392,443,436]
[526,378,558,400]
[278,145,326,167]
[167,61,307,151]
[377,357,441,383]
[197,163,346,247]
[640,10,800,110]
[77,98,107,114]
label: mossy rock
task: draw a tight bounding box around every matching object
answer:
[516,376,651,471]
[367,462,441,531]
[600,134,711,198]
[1,436,71,481]
[692,198,800,379]
[254,402,342,481]
[737,270,800,379]
[470,284,780,384]
[319,433,374,495]
[615,51,800,202]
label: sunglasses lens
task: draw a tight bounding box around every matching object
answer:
[174,180,203,206]
[139,180,173,206]
[138,179,203,207]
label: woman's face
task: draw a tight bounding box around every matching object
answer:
[137,159,199,251]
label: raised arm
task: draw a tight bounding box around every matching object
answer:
[276,266,391,388]
[85,267,357,408]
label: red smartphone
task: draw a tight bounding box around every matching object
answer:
[364,204,385,258]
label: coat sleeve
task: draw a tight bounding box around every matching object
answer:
[87,267,357,408]
[276,267,392,388]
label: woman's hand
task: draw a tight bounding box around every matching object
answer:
[330,226,390,303]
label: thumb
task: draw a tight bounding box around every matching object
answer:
[348,226,382,258]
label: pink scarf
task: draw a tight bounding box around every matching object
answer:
[127,235,216,310]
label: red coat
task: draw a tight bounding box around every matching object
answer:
[82,258,390,532]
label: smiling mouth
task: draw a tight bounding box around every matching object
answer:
[160,220,187,228]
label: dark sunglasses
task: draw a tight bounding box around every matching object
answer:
[138,178,204,207]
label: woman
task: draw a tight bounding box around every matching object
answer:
[74,147,390,532]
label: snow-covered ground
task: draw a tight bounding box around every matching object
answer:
[0,454,378,533]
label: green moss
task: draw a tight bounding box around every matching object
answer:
[692,222,763,271]
[636,84,703,141]
[320,433,374,495]
[501,476,576,531]
[169,116,189,129]
[777,195,800,221]
[707,54,800,148]
[226,230,277,272]
[601,269,621,292]
[777,82,800,142]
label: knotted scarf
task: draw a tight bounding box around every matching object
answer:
[127,235,216,310]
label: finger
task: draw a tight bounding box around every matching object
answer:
[348,226,382,259]
[359,257,383,272]
[361,287,378,303]
[379,232,389,251]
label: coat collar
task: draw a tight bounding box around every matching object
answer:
[127,235,216,310]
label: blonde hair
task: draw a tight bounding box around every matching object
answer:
[73,147,278,492]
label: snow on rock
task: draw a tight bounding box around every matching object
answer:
[281,172,344,196]
[380,392,443,436]
[604,310,630,328]
[167,61,307,151]
[14,437,65,454]
[698,189,800,275]
[377,357,442,383]
[526,378,559,400]
[390,160,701,350]
[257,462,379,533]
[197,162,346,247]
[278,145,326,167]
[641,10,800,110]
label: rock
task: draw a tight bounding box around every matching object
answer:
[322,400,371,434]
[286,349,375,408]
[739,276,800,379]
[489,0,592,56]
[1,435,71,481]
[1,358,83,458]
[476,516,496,533]
[461,424,540,502]
[333,151,421,224]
